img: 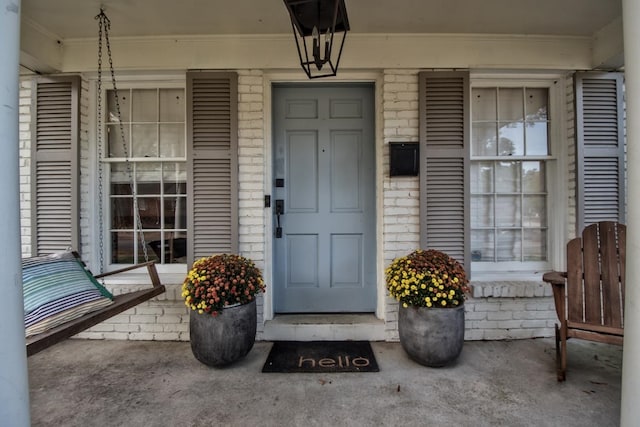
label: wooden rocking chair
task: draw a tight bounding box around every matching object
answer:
[542,221,625,381]
[25,252,165,356]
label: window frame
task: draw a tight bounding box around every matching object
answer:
[469,75,567,279]
[97,78,188,275]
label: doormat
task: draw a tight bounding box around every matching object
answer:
[262,341,379,373]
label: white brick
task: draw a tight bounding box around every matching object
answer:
[464,330,484,340]
[497,320,523,329]
[102,332,130,340]
[488,311,513,321]
[128,333,156,340]
[140,324,165,332]
[130,315,157,324]
[157,315,182,324]
[135,306,163,315]
[114,324,140,332]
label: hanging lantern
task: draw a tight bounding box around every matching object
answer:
[283,0,350,79]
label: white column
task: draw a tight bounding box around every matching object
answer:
[622,1,640,425]
[0,1,30,426]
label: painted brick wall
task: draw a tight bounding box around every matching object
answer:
[19,77,32,257]
[237,70,267,336]
[382,70,421,340]
[19,69,569,343]
[566,73,577,239]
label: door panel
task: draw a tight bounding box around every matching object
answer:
[273,84,376,313]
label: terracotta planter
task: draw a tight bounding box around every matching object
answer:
[398,304,465,367]
[189,300,257,367]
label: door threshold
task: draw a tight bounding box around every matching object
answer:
[260,313,386,342]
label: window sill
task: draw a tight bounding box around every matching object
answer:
[469,272,553,299]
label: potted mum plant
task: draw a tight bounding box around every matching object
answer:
[182,254,265,367]
[386,249,470,367]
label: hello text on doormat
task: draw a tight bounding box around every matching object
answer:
[262,341,379,373]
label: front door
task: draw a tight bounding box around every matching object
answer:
[273,84,376,313]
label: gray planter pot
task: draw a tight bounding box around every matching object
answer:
[189,300,257,367]
[398,303,465,367]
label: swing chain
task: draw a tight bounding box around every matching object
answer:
[96,10,105,274]
[96,9,150,266]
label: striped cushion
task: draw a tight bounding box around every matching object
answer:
[22,251,114,337]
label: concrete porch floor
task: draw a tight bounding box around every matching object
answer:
[27,338,622,426]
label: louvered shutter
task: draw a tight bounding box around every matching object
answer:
[186,72,238,264]
[31,75,80,255]
[575,72,625,233]
[419,71,470,272]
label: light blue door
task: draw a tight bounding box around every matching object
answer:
[273,84,376,313]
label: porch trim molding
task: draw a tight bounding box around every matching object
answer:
[55,33,593,74]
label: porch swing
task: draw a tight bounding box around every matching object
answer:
[25,10,165,357]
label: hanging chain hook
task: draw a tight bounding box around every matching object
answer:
[95,8,150,266]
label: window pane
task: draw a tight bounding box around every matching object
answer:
[132,124,158,157]
[111,231,135,264]
[141,231,161,263]
[498,122,524,155]
[525,122,549,155]
[163,163,187,194]
[497,229,521,261]
[139,197,161,229]
[522,161,545,193]
[164,197,187,229]
[470,161,494,193]
[159,89,185,122]
[147,232,186,264]
[132,89,157,122]
[159,124,185,157]
[523,196,547,227]
[495,161,520,193]
[107,124,130,158]
[525,88,548,121]
[136,163,161,194]
[499,88,523,121]
[107,89,130,123]
[472,88,497,121]
[471,195,494,227]
[110,163,132,195]
[471,229,494,262]
[496,196,521,227]
[110,198,133,229]
[523,229,547,261]
[472,122,498,156]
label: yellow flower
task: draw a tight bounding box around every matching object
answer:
[402,303,408,308]
[441,300,447,306]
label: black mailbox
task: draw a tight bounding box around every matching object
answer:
[389,142,419,176]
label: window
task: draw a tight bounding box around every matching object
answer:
[104,87,187,265]
[470,85,552,269]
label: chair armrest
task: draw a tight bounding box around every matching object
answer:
[542,271,567,286]
[543,271,567,322]
[94,261,163,289]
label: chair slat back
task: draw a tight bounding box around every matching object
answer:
[566,222,625,328]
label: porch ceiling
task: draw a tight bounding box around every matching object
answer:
[22,0,621,39]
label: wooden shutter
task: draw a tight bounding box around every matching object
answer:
[186,72,239,264]
[31,75,81,255]
[575,72,625,233]
[419,71,470,272]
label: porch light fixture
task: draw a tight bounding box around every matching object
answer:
[283,0,350,79]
